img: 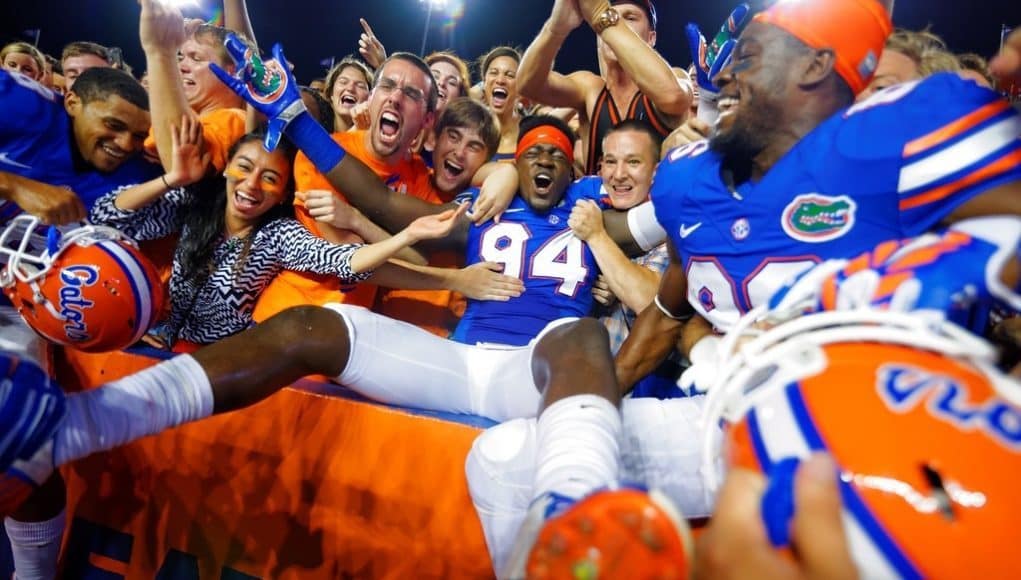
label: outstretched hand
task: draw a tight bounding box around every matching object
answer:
[208,35,305,151]
[406,202,469,243]
[452,261,526,301]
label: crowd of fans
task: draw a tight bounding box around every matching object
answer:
[1,0,1021,577]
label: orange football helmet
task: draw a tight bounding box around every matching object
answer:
[0,216,164,352]
[702,308,1021,579]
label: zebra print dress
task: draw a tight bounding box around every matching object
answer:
[91,187,371,345]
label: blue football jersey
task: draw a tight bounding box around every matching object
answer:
[652,73,1021,332]
[451,176,605,346]
[0,69,159,221]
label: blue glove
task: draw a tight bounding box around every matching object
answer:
[209,35,347,170]
[685,4,751,96]
[208,35,304,152]
[0,354,66,471]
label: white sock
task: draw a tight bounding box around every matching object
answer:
[533,394,622,502]
[54,355,213,465]
[4,508,65,580]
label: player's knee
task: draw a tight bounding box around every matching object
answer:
[265,305,351,373]
[538,318,611,360]
[465,419,537,512]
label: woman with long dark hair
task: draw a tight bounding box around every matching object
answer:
[91,118,465,350]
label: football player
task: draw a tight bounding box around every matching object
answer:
[0,64,163,580]
[526,216,1021,579]
[616,0,1021,394]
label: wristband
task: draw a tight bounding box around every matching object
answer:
[284,111,347,172]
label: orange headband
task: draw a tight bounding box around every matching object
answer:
[754,0,892,95]
[515,126,574,162]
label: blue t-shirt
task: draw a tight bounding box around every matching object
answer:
[0,69,160,222]
[451,176,606,346]
[652,73,1021,331]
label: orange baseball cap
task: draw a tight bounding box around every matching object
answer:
[754,0,893,95]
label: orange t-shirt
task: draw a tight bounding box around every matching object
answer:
[254,131,464,336]
[144,108,247,173]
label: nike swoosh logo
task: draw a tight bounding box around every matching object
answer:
[679,222,702,238]
[502,208,526,213]
[0,152,31,170]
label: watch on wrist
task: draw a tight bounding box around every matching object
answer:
[593,7,621,34]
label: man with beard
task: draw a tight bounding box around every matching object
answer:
[470,0,1021,574]
[615,0,1021,392]
[518,0,692,174]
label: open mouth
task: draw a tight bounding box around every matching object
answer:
[438,89,447,101]
[533,173,553,193]
[490,87,508,107]
[442,159,464,178]
[340,94,358,106]
[718,95,740,115]
[379,111,400,142]
[234,189,261,211]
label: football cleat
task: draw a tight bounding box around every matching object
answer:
[525,488,692,580]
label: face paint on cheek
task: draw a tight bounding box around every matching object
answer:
[223,165,287,196]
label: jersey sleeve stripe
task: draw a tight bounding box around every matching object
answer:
[899,148,1021,211]
[897,115,1021,194]
[903,100,1011,158]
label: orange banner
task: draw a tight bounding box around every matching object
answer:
[54,348,495,579]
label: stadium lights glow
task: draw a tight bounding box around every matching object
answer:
[164,0,199,6]
[420,0,448,8]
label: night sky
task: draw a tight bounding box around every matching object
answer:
[1,0,1017,85]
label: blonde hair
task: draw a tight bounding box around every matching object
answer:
[1,42,45,76]
[885,29,961,77]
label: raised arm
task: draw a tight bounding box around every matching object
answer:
[614,242,691,395]
[223,0,257,46]
[577,0,693,122]
[208,35,472,249]
[517,0,590,111]
[138,0,193,171]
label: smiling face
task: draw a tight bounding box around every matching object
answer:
[430,59,463,114]
[710,22,800,163]
[516,141,573,213]
[223,141,292,224]
[65,92,150,173]
[330,64,371,115]
[432,124,489,194]
[599,129,657,210]
[367,58,435,162]
[483,55,519,118]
